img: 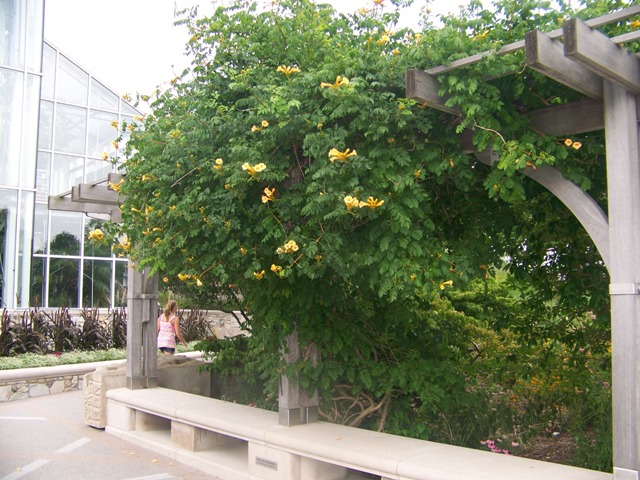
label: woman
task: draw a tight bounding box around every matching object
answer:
[157,300,188,354]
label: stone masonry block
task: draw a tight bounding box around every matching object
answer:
[301,457,347,480]
[248,443,301,480]
[135,410,171,432]
[171,421,243,452]
[106,400,136,431]
[29,383,49,397]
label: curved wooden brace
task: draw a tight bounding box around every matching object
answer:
[522,165,610,271]
[472,147,610,271]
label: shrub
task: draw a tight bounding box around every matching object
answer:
[178,308,213,342]
[79,308,111,350]
[109,307,128,349]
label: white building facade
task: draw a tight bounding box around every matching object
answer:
[1,0,134,309]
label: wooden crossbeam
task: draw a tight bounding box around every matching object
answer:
[426,5,640,75]
[48,196,119,216]
[75,183,120,205]
[108,173,125,187]
[405,69,461,115]
[529,98,605,136]
[564,18,640,95]
[525,30,603,100]
[407,69,638,136]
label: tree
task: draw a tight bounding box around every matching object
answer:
[112,0,632,455]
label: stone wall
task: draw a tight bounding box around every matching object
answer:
[0,373,82,402]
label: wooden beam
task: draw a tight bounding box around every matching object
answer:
[406,69,461,115]
[525,30,603,99]
[48,196,121,222]
[564,18,640,95]
[108,173,125,187]
[612,30,640,46]
[528,98,605,136]
[77,183,120,205]
[426,6,640,75]
[603,81,640,475]
[49,196,115,215]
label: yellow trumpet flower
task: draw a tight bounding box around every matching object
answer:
[262,187,276,203]
[329,148,357,163]
[270,264,283,273]
[242,163,267,176]
[320,76,350,89]
[87,229,105,242]
[253,270,265,280]
[361,197,385,209]
[439,280,453,290]
[276,65,300,77]
[343,195,360,210]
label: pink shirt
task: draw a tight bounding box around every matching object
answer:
[157,315,177,349]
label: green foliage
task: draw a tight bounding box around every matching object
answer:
[110,0,629,470]
[196,335,279,409]
[0,342,199,370]
[0,349,127,370]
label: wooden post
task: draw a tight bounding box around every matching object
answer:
[126,263,159,389]
[279,330,301,426]
[604,81,640,479]
[278,329,320,425]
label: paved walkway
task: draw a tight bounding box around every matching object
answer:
[0,390,221,480]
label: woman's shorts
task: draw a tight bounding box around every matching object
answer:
[159,347,175,354]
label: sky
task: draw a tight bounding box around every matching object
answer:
[43,0,476,98]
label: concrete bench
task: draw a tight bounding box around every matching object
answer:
[106,387,612,480]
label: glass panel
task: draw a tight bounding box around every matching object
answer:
[25,0,44,72]
[48,257,79,307]
[35,151,50,202]
[85,158,112,184]
[121,102,138,116]
[16,191,34,306]
[30,255,46,307]
[83,259,112,308]
[0,0,26,68]
[87,110,118,158]
[20,73,40,187]
[0,68,23,186]
[38,100,53,149]
[54,103,86,155]
[114,260,128,307]
[50,154,83,195]
[56,54,88,105]
[41,43,55,99]
[90,80,119,111]
[32,203,48,254]
[0,190,17,308]
[49,210,81,255]
[84,218,111,258]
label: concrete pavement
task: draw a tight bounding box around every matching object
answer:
[0,389,221,480]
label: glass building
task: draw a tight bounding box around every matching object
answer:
[1,0,136,309]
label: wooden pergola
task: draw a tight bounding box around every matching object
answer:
[407,6,640,478]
